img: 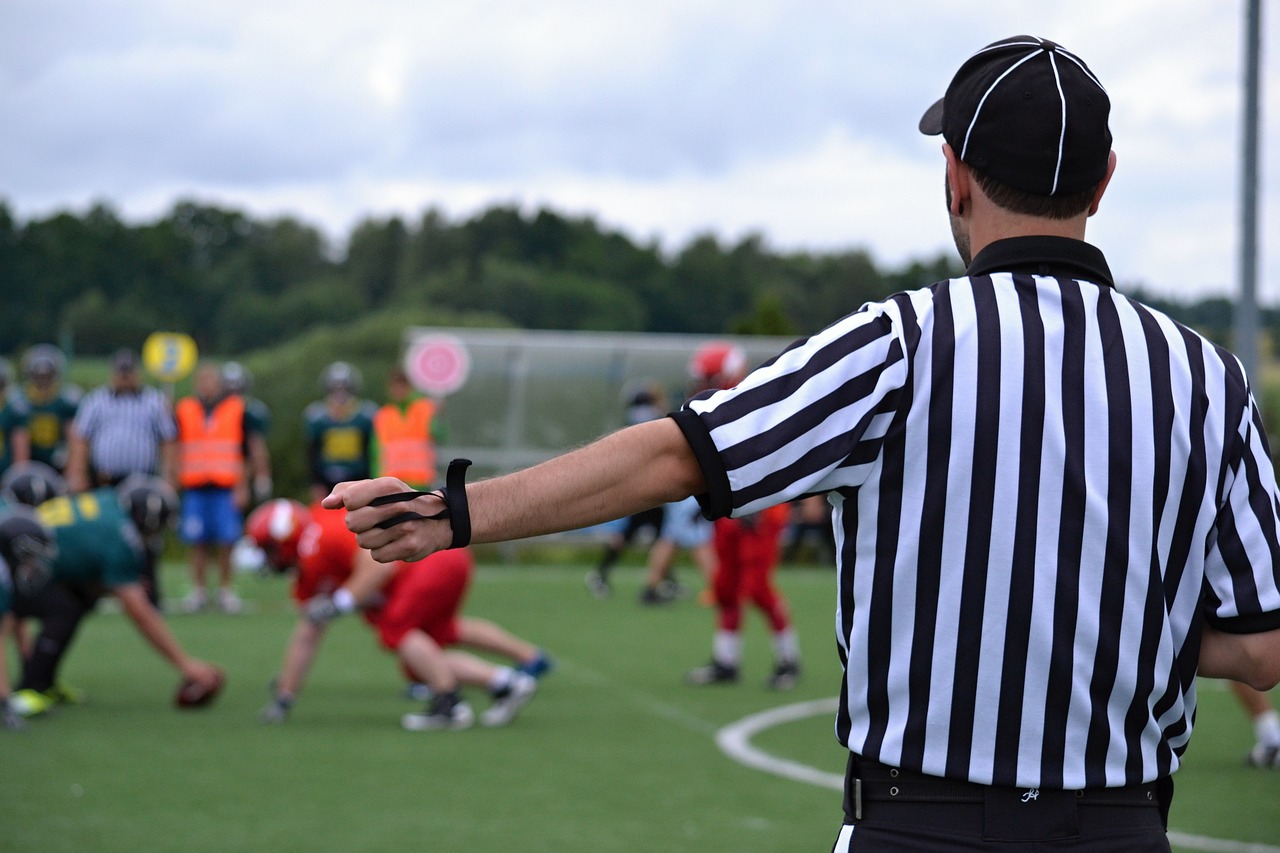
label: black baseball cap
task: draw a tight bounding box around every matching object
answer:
[919,35,1112,197]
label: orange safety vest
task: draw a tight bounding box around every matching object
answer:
[374,398,437,486]
[176,395,246,489]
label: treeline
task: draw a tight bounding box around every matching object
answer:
[0,197,1263,357]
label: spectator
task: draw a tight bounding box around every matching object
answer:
[175,363,251,614]
[372,366,445,491]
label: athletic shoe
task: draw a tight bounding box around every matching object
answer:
[685,660,739,686]
[181,588,209,614]
[517,651,554,680]
[638,585,676,606]
[1245,742,1280,768]
[481,673,538,727]
[10,688,56,718]
[658,577,687,600]
[766,660,802,691]
[584,570,611,599]
[401,699,475,732]
[216,589,243,614]
[47,681,86,705]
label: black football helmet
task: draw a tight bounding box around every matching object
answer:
[0,506,57,594]
[116,475,179,538]
[21,344,66,382]
[0,461,68,507]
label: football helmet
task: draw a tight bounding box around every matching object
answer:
[0,506,57,594]
[222,361,252,395]
[245,499,311,572]
[0,461,67,507]
[116,475,179,538]
[20,344,66,382]
[322,361,362,394]
[688,341,748,391]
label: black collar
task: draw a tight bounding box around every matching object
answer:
[966,236,1114,289]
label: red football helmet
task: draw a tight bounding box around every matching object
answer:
[689,341,748,391]
[245,499,312,572]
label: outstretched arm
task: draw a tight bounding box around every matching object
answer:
[326,418,706,563]
[114,583,221,686]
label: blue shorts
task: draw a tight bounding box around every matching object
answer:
[179,487,243,545]
[659,496,712,549]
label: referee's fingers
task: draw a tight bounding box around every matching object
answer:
[324,477,412,512]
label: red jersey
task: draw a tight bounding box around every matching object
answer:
[293,503,359,602]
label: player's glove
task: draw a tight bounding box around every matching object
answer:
[303,595,339,625]
[1,698,26,731]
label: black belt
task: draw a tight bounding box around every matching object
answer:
[846,756,1160,820]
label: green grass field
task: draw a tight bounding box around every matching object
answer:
[3,560,1278,852]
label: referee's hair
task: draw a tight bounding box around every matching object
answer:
[972,169,1098,220]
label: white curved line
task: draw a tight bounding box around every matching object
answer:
[714,698,1280,853]
[715,697,843,790]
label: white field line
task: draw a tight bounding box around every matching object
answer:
[713,698,1280,853]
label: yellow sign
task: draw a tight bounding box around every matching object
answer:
[142,332,198,382]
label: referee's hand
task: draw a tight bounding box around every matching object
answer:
[323,477,452,563]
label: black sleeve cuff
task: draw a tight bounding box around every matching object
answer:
[669,409,734,520]
[1205,608,1280,634]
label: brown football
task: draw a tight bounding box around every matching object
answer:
[174,668,225,709]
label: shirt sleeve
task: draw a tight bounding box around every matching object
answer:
[1202,390,1280,633]
[676,302,911,519]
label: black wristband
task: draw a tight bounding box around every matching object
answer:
[369,458,473,549]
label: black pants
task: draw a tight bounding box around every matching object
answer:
[836,756,1171,852]
[12,580,101,693]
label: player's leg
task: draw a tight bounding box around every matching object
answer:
[455,616,553,677]
[444,649,538,727]
[179,489,211,612]
[11,581,97,714]
[397,628,473,731]
[1230,680,1280,767]
[742,545,802,690]
[687,520,744,685]
[210,488,244,613]
[639,537,678,604]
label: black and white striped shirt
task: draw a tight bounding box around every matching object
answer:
[674,236,1280,790]
[73,385,177,479]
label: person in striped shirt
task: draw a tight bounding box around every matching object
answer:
[326,36,1280,851]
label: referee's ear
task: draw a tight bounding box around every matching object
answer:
[942,143,970,217]
[1087,150,1118,217]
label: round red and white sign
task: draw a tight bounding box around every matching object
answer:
[403,336,471,396]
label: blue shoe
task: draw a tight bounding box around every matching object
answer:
[518,651,554,679]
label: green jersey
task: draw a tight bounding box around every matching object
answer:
[303,399,377,489]
[35,489,145,588]
[20,384,81,470]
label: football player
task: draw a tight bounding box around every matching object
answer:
[248,498,552,730]
[8,476,224,717]
[18,345,81,474]
[0,506,57,729]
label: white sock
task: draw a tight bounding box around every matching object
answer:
[713,631,741,667]
[488,667,514,693]
[772,628,800,663]
[1256,709,1280,747]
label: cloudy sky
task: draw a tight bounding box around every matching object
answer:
[2,1,1277,301]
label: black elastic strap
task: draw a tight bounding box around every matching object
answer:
[368,458,473,549]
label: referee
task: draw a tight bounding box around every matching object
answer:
[328,35,1280,851]
[65,347,177,604]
